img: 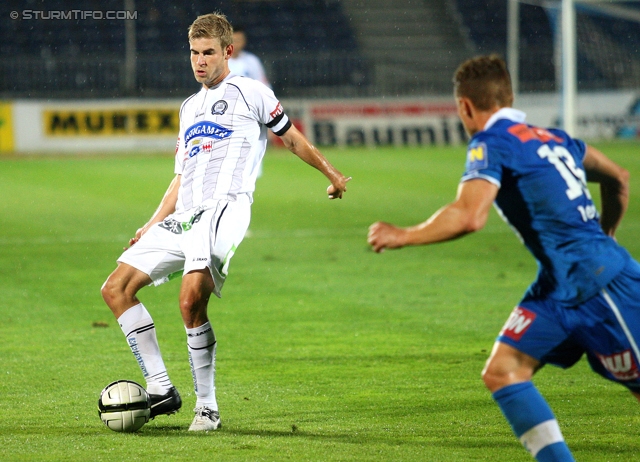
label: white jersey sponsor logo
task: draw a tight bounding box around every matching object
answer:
[184,121,233,145]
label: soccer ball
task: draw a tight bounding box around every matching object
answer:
[98,380,151,432]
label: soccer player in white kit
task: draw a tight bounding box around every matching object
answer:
[101,12,351,432]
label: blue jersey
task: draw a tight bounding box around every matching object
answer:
[462,109,630,305]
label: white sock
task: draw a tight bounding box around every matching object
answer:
[118,303,172,395]
[186,322,218,410]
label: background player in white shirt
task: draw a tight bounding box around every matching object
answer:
[228,24,270,86]
[229,23,272,181]
[101,12,350,432]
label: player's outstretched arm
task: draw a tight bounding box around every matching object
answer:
[368,179,498,253]
[278,125,351,199]
[128,174,181,248]
[582,145,629,237]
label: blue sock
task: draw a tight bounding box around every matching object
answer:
[492,382,575,461]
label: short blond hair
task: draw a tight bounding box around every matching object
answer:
[188,13,233,49]
[453,54,514,111]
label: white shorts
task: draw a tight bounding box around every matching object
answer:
[118,195,251,298]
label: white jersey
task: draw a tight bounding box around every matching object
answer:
[174,74,291,212]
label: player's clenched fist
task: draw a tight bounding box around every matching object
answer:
[327,176,352,200]
[368,221,406,253]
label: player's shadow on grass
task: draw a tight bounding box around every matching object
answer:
[227,430,544,454]
[140,425,426,447]
[142,424,361,439]
[141,425,331,438]
[139,424,534,452]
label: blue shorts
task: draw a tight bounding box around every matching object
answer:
[497,259,640,392]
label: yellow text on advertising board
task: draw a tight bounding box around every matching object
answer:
[45,108,179,136]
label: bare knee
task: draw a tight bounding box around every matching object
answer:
[482,360,517,393]
[481,342,538,393]
[101,265,150,317]
[179,291,211,328]
[180,270,215,328]
[101,275,122,306]
[101,276,135,318]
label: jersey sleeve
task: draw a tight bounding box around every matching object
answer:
[549,127,587,162]
[174,100,189,175]
[248,81,292,136]
[174,134,184,175]
[460,134,504,187]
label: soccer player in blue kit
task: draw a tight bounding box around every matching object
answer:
[368,55,639,461]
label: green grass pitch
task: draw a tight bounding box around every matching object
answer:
[1,141,639,461]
